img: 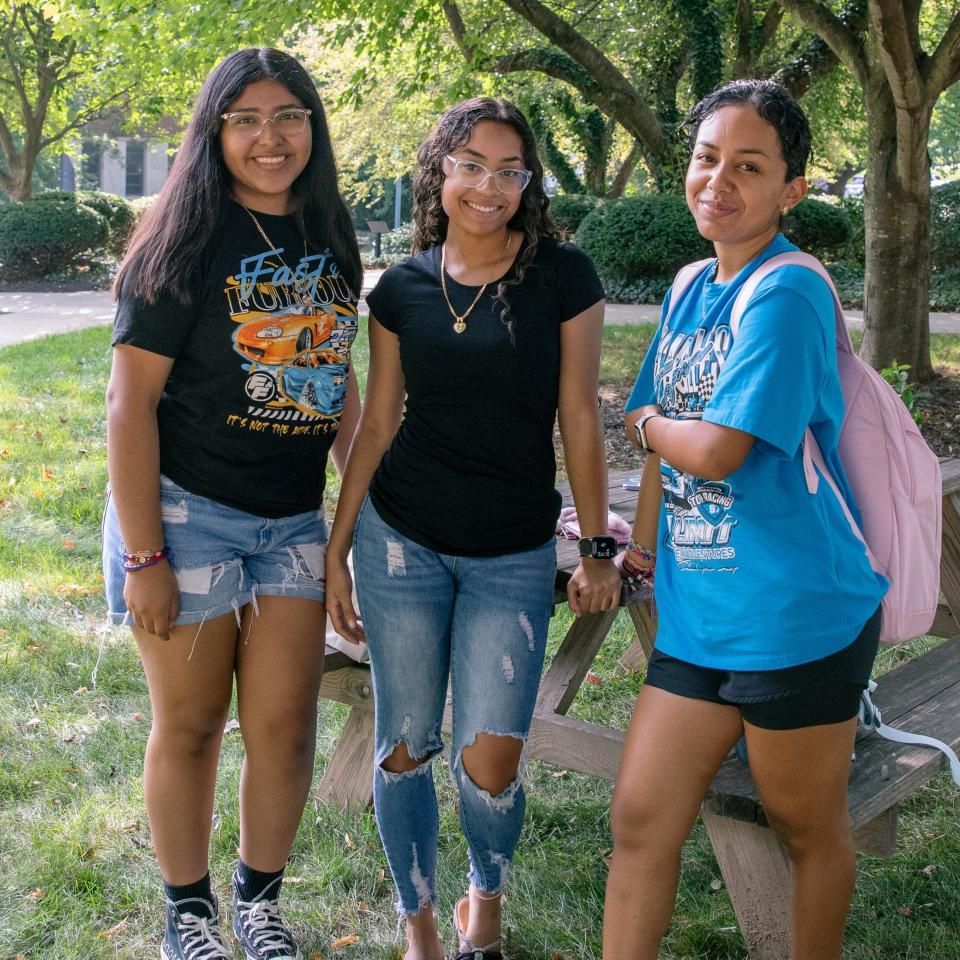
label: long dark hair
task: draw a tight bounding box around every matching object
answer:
[115,48,361,302]
[411,97,559,335]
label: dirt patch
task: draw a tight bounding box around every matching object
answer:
[918,370,960,458]
[597,370,960,474]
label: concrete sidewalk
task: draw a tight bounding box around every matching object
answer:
[2,281,959,347]
[603,301,960,333]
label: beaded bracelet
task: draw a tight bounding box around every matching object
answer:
[621,552,655,582]
[122,546,171,571]
[625,540,657,563]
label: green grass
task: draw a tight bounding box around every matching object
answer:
[1,326,959,959]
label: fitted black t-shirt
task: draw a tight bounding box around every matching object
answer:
[365,237,604,556]
[113,199,359,518]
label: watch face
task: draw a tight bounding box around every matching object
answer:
[580,536,617,558]
[593,536,617,559]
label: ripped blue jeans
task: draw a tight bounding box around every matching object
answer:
[353,497,555,915]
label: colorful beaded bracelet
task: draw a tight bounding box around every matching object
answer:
[625,540,657,563]
[621,551,656,582]
[122,546,171,571]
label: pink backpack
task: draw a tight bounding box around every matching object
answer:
[727,252,943,645]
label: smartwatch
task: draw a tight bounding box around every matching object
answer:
[578,536,617,560]
[634,412,661,452]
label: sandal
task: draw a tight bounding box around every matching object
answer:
[453,895,503,960]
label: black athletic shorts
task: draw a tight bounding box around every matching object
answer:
[644,606,882,730]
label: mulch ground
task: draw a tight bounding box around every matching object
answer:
[599,368,960,473]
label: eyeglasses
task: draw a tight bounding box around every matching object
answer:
[444,155,532,194]
[220,108,313,139]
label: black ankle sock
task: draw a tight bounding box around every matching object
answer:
[163,873,214,914]
[235,860,284,902]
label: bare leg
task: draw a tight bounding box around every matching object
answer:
[744,717,859,960]
[134,614,239,885]
[234,596,327,871]
[603,686,742,960]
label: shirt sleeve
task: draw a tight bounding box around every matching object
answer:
[112,286,198,359]
[624,289,670,413]
[365,264,404,333]
[555,241,605,321]
[702,267,833,458]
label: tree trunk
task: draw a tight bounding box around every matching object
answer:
[11,166,34,201]
[859,82,934,382]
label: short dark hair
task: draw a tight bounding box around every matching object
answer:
[116,48,360,302]
[411,97,559,337]
[684,79,811,180]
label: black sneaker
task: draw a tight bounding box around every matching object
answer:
[162,895,232,960]
[232,872,302,960]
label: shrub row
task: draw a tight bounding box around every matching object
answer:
[574,194,851,282]
[0,190,137,280]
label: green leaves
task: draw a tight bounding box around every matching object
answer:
[880,361,931,426]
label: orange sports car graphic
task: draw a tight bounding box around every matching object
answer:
[233,302,339,365]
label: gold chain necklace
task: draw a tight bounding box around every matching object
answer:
[440,232,512,334]
[236,199,309,287]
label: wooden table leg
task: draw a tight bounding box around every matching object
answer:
[623,601,656,670]
[701,809,791,960]
[315,707,376,811]
[939,490,960,630]
[314,662,376,810]
[537,608,619,716]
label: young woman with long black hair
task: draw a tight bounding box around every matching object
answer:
[103,48,361,960]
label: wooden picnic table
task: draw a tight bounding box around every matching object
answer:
[313,466,653,804]
[315,459,960,960]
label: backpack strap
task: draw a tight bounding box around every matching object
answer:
[666,258,715,322]
[728,250,854,355]
[859,680,960,786]
[728,252,874,557]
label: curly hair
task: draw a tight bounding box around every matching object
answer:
[411,97,560,337]
[683,79,811,181]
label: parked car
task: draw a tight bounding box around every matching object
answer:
[843,173,865,198]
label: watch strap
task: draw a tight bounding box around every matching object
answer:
[635,412,660,452]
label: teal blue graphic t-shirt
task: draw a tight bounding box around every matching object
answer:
[627,234,887,669]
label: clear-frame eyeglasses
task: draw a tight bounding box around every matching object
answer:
[444,155,532,194]
[220,108,313,139]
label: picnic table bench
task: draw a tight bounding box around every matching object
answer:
[314,458,960,960]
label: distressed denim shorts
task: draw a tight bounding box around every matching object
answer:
[102,475,327,627]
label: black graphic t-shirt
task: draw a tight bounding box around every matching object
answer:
[113,199,358,518]
[366,237,604,556]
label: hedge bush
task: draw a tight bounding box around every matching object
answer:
[834,196,865,264]
[34,190,137,257]
[782,197,851,258]
[576,195,712,281]
[0,196,109,279]
[549,193,599,234]
[931,180,960,272]
[380,221,413,258]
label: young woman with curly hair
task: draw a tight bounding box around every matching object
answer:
[326,97,620,960]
